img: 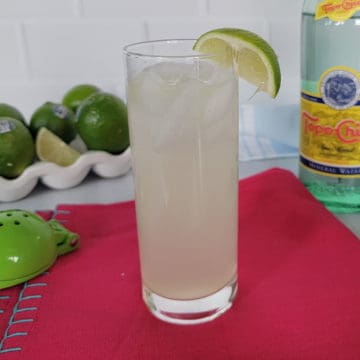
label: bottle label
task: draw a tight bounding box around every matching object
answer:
[316,0,360,21]
[300,66,360,178]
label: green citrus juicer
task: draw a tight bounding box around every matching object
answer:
[0,209,80,289]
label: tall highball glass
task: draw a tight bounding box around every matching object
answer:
[124,39,238,325]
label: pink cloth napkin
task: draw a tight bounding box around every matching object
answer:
[1,168,360,359]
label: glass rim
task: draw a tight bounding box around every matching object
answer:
[123,39,219,60]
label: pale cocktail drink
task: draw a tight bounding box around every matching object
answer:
[125,40,238,324]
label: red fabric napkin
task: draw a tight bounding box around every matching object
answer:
[1,168,360,360]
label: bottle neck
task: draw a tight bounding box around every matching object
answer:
[302,0,321,14]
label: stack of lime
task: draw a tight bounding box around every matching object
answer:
[32,86,129,167]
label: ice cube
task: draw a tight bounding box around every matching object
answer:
[144,62,193,85]
[128,60,238,152]
[204,75,238,128]
[129,62,194,117]
[152,77,206,152]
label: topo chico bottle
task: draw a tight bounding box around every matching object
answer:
[299,0,360,213]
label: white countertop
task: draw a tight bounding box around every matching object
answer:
[0,157,297,211]
[1,155,359,237]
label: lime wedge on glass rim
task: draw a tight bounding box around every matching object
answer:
[193,28,281,98]
[36,127,80,167]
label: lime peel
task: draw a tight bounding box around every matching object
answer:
[193,28,281,98]
[0,118,35,178]
[62,84,100,113]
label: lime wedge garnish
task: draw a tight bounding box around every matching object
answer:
[193,28,281,98]
[36,127,80,166]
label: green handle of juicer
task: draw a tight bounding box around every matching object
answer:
[48,219,80,256]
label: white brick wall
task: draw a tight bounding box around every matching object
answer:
[82,0,201,18]
[0,0,76,18]
[0,0,303,119]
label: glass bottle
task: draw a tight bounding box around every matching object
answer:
[300,0,360,213]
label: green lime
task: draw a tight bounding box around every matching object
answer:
[0,103,26,124]
[36,127,80,166]
[76,92,129,154]
[30,102,76,144]
[0,117,35,178]
[62,84,100,113]
[193,28,281,98]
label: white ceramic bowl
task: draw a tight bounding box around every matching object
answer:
[0,147,132,202]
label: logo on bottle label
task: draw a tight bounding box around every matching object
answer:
[300,66,360,178]
[316,0,360,21]
[302,111,360,144]
[320,69,360,110]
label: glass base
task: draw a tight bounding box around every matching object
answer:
[142,276,238,325]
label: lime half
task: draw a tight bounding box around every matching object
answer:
[193,28,281,98]
[36,127,80,167]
